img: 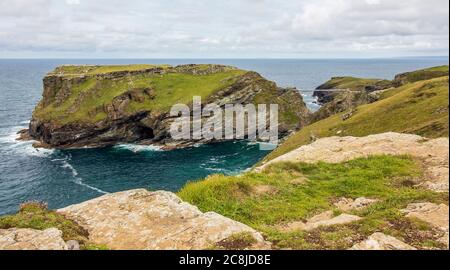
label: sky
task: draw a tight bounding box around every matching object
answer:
[0,0,448,58]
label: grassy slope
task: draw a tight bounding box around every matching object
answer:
[263,75,449,163]
[34,66,246,124]
[179,156,448,249]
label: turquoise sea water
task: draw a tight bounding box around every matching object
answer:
[0,58,448,215]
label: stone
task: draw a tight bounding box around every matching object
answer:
[350,233,416,250]
[276,211,362,232]
[334,197,379,212]
[401,203,449,230]
[66,240,80,250]
[0,228,68,250]
[58,189,270,250]
[258,133,449,192]
[251,185,278,196]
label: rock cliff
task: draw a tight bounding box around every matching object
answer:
[24,64,311,149]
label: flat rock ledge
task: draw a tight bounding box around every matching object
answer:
[350,233,416,250]
[258,132,449,192]
[57,189,270,250]
[0,228,68,250]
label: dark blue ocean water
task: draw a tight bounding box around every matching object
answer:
[0,58,448,215]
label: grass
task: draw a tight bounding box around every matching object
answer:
[0,202,88,244]
[178,155,448,249]
[262,76,449,163]
[34,67,247,124]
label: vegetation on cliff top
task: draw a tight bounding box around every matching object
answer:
[316,76,391,91]
[263,74,449,163]
[179,155,448,249]
[393,65,449,86]
[34,65,248,124]
[0,202,88,242]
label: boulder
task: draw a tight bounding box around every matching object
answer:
[350,233,416,250]
[401,203,449,231]
[0,228,68,250]
[334,197,379,212]
[58,189,270,250]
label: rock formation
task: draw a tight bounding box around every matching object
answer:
[0,228,68,250]
[23,64,311,149]
[57,189,270,250]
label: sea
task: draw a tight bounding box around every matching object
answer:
[0,57,448,215]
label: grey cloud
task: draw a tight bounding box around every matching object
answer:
[0,0,448,58]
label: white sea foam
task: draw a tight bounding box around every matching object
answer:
[0,127,55,157]
[114,144,162,153]
[59,157,108,194]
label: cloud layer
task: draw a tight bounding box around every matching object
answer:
[0,0,448,58]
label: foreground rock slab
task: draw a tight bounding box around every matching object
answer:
[350,233,416,250]
[258,133,449,192]
[0,228,68,250]
[58,189,269,250]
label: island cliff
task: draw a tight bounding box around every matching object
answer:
[24,64,311,149]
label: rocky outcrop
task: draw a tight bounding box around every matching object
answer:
[257,132,449,192]
[24,64,311,149]
[57,189,270,250]
[311,78,393,122]
[0,228,68,250]
[350,233,417,250]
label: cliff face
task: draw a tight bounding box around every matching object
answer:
[27,64,311,148]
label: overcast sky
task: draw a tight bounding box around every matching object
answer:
[0,0,448,58]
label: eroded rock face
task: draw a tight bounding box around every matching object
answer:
[258,132,449,192]
[57,189,270,250]
[0,228,68,250]
[350,233,416,250]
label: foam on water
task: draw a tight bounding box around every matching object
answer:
[113,144,162,153]
[58,155,108,195]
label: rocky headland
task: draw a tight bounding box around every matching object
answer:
[21,64,311,149]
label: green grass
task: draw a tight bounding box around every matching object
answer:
[34,67,246,124]
[262,76,449,163]
[0,202,88,244]
[178,155,448,249]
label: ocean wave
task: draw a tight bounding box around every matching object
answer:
[58,156,108,194]
[113,144,162,153]
[0,127,55,157]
